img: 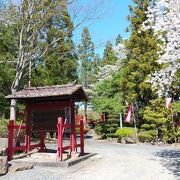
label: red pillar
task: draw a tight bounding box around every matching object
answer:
[57,117,63,161]
[80,119,84,155]
[7,120,14,160]
[70,98,76,152]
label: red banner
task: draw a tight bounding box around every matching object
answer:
[125,105,133,123]
[165,98,172,109]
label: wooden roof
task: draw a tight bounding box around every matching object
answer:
[6,83,88,102]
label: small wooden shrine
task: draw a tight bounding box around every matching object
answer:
[6,83,88,160]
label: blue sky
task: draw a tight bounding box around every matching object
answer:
[72,0,132,56]
[12,0,132,56]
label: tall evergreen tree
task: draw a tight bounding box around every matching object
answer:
[115,34,123,45]
[93,54,102,74]
[102,41,117,65]
[119,0,160,123]
[78,27,95,87]
[32,3,78,86]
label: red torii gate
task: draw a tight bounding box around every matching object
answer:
[6,83,88,161]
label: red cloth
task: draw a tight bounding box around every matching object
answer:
[125,105,133,123]
[165,98,172,109]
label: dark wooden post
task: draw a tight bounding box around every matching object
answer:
[57,117,63,161]
[7,120,14,160]
[40,132,46,152]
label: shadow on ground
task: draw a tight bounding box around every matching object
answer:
[155,149,180,178]
[76,135,93,139]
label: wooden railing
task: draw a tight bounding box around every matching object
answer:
[7,120,46,160]
[57,117,84,161]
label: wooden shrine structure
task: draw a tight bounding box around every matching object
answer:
[6,83,88,161]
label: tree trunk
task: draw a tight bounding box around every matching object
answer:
[28,59,32,87]
[10,99,16,120]
[10,75,21,121]
[10,60,24,120]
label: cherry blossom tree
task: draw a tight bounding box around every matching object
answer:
[143,0,180,97]
[96,43,127,82]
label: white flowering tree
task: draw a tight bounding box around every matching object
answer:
[113,43,127,60]
[143,0,180,97]
[96,43,127,82]
[91,42,127,114]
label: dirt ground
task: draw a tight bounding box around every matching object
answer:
[1,137,180,180]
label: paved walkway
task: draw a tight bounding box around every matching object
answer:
[1,138,180,180]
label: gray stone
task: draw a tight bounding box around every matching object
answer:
[0,156,8,175]
[125,137,136,144]
[107,138,118,143]
[53,132,57,139]
[9,163,33,173]
[120,137,126,144]
[119,137,136,144]
[46,132,51,139]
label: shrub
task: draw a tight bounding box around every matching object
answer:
[142,98,178,143]
[95,122,106,135]
[95,119,119,139]
[177,127,180,143]
[0,119,26,141]
[0,118,9,138]
[76,127,89,134]
[138,131,154,142]
[115,127,135,139]
[106,133,118,138]
[141,124,156,130]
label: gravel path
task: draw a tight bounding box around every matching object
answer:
[1,138,180,180]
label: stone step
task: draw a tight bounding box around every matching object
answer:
[9,162,33,173]
[30,152,70,161]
